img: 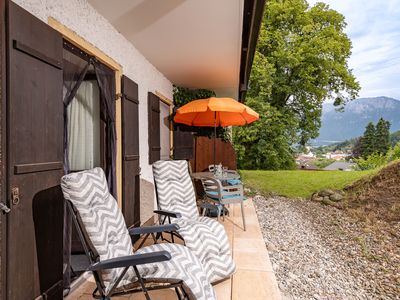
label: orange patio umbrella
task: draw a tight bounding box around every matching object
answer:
[174,97,259,166]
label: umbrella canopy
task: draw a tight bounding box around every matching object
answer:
[173,97,260,168]
[174,97,259,127]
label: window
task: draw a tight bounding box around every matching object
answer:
[62,39,117,287]
[62,40,115,177]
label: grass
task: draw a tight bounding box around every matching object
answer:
[240,169,376,198]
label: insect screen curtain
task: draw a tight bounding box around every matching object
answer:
[62,41,116,290]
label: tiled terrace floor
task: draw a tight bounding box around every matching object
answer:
[66,198,281,300]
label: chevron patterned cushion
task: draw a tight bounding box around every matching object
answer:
[176,217,236,283]
[61,168,135,291]
[152,160,199,220]
[62,168,215,300]
[153,160,236,283]
[135,243,215,299]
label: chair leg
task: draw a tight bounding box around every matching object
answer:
[180,284,190,300]
[133,266,151,300]
[240,201,246,231]
[175,287,183,300]
[202,206,207,216]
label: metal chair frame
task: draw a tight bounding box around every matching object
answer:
[67,201,190,300]
[201,177,246,231]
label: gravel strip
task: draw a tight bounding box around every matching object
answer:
[252,195,400,300]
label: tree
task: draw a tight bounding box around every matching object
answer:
[172,86,229,140]
[249,0,360,145]
[353,118,391,159]
[233,0,359,169]
[361,122,376,158]
[375,118,391,155]
[233,97,297,170]
[390,130,400,147]
[352,137,363,159]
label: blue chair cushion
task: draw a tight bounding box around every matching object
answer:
[206,191,242,200]
[227,179,241,186]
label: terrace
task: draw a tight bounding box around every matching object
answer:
[66,199,281,300]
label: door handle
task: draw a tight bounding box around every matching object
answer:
[0,202,10,214]
[11,187,20,205]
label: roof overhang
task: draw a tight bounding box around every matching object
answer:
[239,0,266,102]
[87,0,265,100]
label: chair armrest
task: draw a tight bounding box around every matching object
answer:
[203,177,223,188]
[88,251,171,271]
[154,210,182,218]
[128,224,179,236]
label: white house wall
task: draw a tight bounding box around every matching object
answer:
[12,0,173,223]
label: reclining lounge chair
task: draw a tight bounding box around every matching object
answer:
[61,167,215,300]
[152,160,236,283]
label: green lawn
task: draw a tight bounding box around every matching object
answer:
[240,169,376,198]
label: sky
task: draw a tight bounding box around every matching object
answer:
[307,0,400,100]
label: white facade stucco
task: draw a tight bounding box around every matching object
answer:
[12,0,173,222]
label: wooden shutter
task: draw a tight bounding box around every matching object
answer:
[0,1,6,298]
[173,128,194,160]
[121,75,141,228]
[5,2,64,299]
[148,92,160,164]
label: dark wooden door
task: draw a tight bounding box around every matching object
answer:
[148,92,160,164]
[121,76,140,229]
[6,2,64,299]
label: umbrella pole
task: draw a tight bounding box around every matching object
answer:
[214,111,217,169]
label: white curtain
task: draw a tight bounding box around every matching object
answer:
[67,80,101,171]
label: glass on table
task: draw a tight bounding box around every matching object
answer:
[222,166,228,178]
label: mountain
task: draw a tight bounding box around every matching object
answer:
[314,96,400,146]
[317,130,400,153]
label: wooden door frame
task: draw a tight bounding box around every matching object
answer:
[0,0,7,298]
[47,18,124,206]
